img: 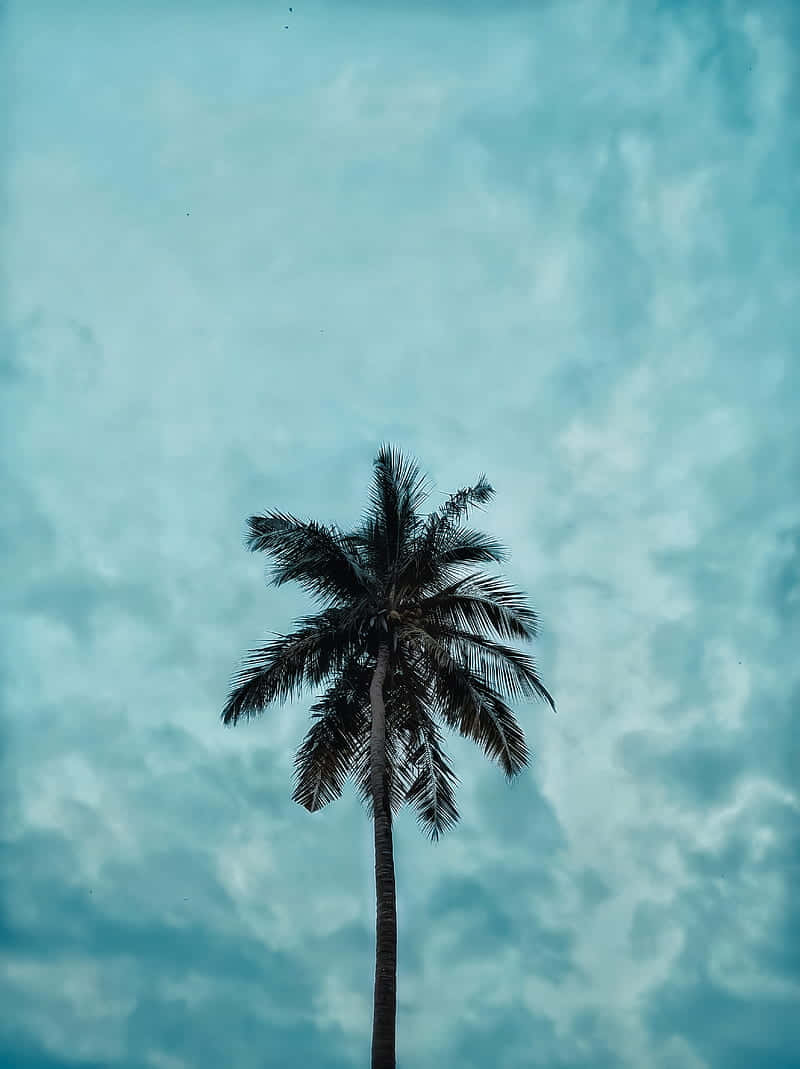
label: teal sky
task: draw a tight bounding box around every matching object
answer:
[3,1,798,1067]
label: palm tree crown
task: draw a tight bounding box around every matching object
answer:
[221,443,555,841]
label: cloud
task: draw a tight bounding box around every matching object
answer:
[2,0,797,1065]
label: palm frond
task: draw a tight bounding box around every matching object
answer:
[420,622,556,709]
[350,702,418,821]
[389,648,461,841]
[421,524,509,590]
[291,709,364,812]
[391,468,497,595]
[404,721,461,842]
[433,475,495,525]
[245,510,373,605]
[419,572,542,642]
[357,443,432,586]
[291,665,369,811]
[395,521,508,600]
[348,515,383,588]
[221,608,359,725]
[292,651,421,820]
[344,646,427,820]
[414,633,531,778]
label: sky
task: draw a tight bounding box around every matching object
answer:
[2,0,798,1067]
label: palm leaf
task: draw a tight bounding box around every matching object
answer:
[395,519,508,601]
[404,721,461,842]
[349,688,419,821]
[356,443,432,586]
[245,511,372,604]
[291,707,364,811]
[389,648,461,840]
[433,475,495,525]
[420,621,556,709]
[221,608,360,725]
[291,664,370,811]
[420,572,543,642]
[414,632,531,778]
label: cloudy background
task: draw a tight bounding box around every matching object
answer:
[3,0,798,1066]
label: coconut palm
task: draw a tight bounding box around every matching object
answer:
[221,443,555,1069]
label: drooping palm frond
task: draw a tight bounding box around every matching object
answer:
[291,703,365,812]
[411,632,531,778]
[416,571,542,643]
[449,681,530,780]
[221,607,362,725]
[245,511,373,606]
[350,715,418,823]
[291,653,415,817]
[403,719,461,842]
[291,661,371,811]
[388,648,461,841]
[417,621,555,708]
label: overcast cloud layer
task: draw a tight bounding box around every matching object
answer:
[2,1,799,1067]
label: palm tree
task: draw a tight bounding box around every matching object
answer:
[221,443,556,1069]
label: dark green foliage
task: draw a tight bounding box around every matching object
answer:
[221,442,555,842]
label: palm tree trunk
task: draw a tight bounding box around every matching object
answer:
[369,641,397,1069]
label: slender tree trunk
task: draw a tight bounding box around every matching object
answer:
[369,641,397,1069]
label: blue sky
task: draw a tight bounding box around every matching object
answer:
[2,1,798,1066]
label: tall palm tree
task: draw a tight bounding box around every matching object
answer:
[221,444,555,1069]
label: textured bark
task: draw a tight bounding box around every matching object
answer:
[369,642,397,1069]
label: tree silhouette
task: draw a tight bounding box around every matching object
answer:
[221,443,555,1069]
